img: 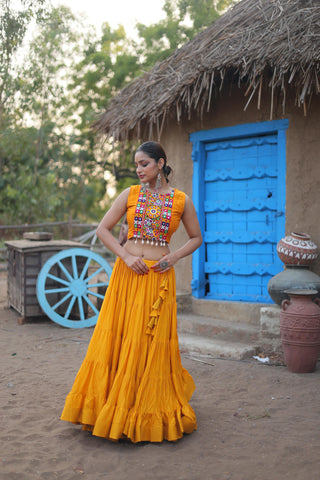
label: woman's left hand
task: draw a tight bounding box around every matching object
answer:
[151,253,178,273]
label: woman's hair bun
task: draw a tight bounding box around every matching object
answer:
[163,164,172,183]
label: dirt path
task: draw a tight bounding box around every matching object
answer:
[1,272,320,480]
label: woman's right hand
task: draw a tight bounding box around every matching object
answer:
[122,252,149,275]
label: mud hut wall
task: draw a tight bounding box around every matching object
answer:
[160,87,320,293]
[161,124,194,294]
[284,94,320,273]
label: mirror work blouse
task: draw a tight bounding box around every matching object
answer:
[126,185,186,245]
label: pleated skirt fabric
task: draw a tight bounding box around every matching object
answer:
[60,257,197,443]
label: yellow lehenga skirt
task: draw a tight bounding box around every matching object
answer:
[60,258,197,443]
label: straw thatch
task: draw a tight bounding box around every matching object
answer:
[94,0,320,141]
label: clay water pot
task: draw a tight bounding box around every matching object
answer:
[267,266,320,305]
[277,232,318,266]
[280,289,320,373]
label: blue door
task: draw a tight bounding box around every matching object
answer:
[190,120,288,303]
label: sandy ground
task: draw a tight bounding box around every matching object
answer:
[1,270,320,480]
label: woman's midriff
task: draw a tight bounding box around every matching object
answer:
[123,238,170,261]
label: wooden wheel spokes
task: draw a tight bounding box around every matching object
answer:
[37,248,113,328]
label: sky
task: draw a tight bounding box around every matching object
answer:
[52,0,166,37]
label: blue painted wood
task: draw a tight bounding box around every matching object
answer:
[190,119,288,302]
[191,141,206,297]
[205,198,277,212]
[205,261,279,276]
[205,231,274,243]
[37,248,113,328]
[275,127,287,265]
[205,165,278,181]
[190,119,289,143]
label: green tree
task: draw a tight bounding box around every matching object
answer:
[16,6,111,223]
[94,0,237,187]
[0,0,46,128]
[178,0,236,30]
[0,0,52,224]
[0,0,238,226]
[78,0,238,195]
[70,23,141,193]
[136,0,236,68]
[0,125,61,224]
[0,5,106,224]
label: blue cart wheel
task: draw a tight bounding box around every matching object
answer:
[37,248,113,328]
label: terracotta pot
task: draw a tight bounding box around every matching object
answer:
[280,289,320,373]
[267,266,320,305]
[277,232,318,266]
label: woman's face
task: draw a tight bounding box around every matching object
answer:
[134,151,163,186]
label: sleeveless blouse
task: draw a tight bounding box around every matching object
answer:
[126,185,186,245]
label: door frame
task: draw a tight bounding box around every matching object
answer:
[189,119,289,300]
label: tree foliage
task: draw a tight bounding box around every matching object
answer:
[136,0,236,67]
[0,0,46,127]
[0,0,236,226]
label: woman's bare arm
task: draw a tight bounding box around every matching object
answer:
[96,188,149,274]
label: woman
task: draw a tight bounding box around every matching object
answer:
[61,141,202,443]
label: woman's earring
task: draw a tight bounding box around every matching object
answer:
[156,172,162,191]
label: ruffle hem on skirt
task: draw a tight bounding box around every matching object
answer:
[60,258,197,443]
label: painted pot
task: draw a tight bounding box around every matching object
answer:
[280,289,320,373]
[277,232,318,266]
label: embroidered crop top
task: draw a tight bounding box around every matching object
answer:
[126,185,186,245]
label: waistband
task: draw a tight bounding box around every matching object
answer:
[117,257,173,272]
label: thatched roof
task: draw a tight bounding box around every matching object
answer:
[94,0,320,141]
